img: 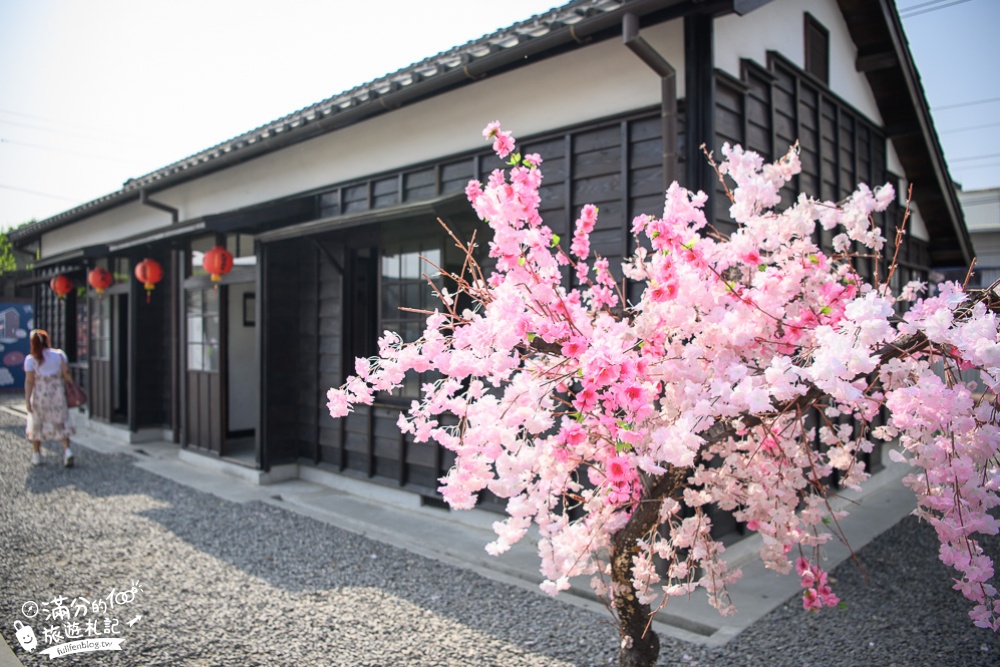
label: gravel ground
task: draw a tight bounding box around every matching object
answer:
[1,402,999,666]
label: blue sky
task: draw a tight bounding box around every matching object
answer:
[900,0,999,192]
[0,0,996,231]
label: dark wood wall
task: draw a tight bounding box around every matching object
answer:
[269,110,681,498]
[134,250,171,428]
[261,238,313,466]
[713,55,929,274]
[34,267,87,408]
[34,267,79,359]
[269,78,938,503]
[186,371,222,451]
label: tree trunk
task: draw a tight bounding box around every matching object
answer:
[611,466,688,667]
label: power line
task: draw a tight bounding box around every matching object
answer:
[0,137,137,165]
[900,0,974,19]
[950,153,1000,162]
[950,164,1000,181]
[0,117,131,146]
[935,96,1000,111]
[0,183,82,203]
[0,108,109,135]
[940,121,1000,134]
[899,0,957,12]
[0,108,136,148]
[953,163,1000,172]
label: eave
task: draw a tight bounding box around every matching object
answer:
[837,0,972,267]
[10,0,704,248]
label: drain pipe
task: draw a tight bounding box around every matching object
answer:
[140,189,179,224]
[623,12,678,191]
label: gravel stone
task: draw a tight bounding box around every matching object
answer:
[1,399,998,666]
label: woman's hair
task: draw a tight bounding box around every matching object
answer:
[29,329,50,364]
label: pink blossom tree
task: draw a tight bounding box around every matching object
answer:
[328,123,1000,667]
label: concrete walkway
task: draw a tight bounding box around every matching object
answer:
[1,400,918,649]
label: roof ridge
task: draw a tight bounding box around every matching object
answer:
[121,0,598,192]
[8,0,665,239]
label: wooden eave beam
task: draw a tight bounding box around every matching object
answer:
[836,0,973,267]
[884,120,922,139]
[732,0,776,15]
[856,51,897,72]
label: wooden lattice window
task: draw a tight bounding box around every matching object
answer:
[186,288,220,371]
[804,13,829,85]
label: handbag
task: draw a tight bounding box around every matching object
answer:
[65,379,88,408]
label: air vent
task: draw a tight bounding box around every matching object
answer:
[805,13,829,85]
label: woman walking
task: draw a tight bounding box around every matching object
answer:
[23,329,75,467]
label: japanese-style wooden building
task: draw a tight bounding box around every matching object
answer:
[11,0,971,504]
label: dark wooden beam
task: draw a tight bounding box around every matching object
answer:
[685,12,716,219]
[732,0,776,15]
[856,51,897,72]
[884,120,922,138]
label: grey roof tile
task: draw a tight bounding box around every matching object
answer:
[17,0,653,240]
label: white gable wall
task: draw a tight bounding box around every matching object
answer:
[42,19,685,258]
[888,142,931,241]
[715,0,932,243]
[715,0,882,124]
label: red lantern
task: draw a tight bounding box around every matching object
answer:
[202,245,234,283]
[134,258,163,303]
[49,274,73,300]
[87,267,113,295]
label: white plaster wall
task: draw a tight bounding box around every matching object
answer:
[167,20,684,219]
[887,142,930,241]
[227,282,257,432]
[715,0,882,123]
[716,2,931,243]
[42,199,177,257]
[40,19,684,258]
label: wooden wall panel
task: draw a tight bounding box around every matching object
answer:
[289,110,685,500]
[135,251,171,429]
[297,244,320,461]
[91,359,111,422]
[186,371,221,454]
[262,239,307,464]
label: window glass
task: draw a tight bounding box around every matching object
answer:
[91,298,110,361]
[111,257,130,285]
[380,239,443,397]
[227,233,258,266]
[401,251,421,279]
[186,288,220,371]
[187,344,203,371]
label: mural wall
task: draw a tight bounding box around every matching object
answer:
[0,304,33,390]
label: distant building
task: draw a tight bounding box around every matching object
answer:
[960,187,1000,287]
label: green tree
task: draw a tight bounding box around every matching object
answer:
[0,232,17,275]
[0,219,36,275]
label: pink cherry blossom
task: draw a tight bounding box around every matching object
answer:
[326,123,1000,652]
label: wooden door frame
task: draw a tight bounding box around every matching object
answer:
[88,279,134,425]
[180,265,256,455]
[180,279,227,454]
